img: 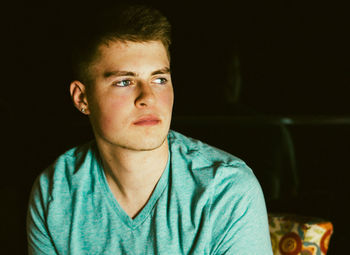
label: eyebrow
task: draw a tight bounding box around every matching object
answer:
[103,67,171,79]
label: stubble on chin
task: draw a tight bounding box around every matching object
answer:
[135,135,168,152]
[115,130,169,152]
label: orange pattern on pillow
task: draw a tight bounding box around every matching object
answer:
[268,214,333,255]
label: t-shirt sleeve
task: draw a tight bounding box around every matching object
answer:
[210,163,273,255]
[26,174,57,255]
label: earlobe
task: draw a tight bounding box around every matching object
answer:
[69,81,90,114]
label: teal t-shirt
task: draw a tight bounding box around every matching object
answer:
[27,130,272,254]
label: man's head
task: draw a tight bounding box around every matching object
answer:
[70,4,174,152]
[71,4,172,85]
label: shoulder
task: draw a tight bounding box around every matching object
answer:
[168,130,258,190]
[168,130,244,165]
[31,141,97,201]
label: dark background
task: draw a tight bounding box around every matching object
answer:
[1,0,349,254]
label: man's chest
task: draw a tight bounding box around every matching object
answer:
[47,191,212,254]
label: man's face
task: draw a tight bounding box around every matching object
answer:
[85,40,174,151]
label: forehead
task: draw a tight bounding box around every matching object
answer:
[92,40,169,71]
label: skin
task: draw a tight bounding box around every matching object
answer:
[70,40,174,218]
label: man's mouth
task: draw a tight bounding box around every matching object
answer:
[133,115,161,126]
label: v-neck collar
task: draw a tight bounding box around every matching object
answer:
[94,145,170,229]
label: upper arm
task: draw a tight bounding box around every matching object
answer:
[26,176,57,255]
[210,165,273,255]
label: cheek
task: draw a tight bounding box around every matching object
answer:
[160,88,174,110]
[93,95,130,131]
[107,95,129,111]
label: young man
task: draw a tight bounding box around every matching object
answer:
[27,4,273,254]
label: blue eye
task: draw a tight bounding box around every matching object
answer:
[115,79,132,87]
[153,78,167,85]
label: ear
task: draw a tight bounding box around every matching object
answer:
[70,80,91,115]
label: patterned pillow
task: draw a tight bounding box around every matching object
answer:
[268,213,333,255]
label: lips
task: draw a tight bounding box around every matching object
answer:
[133,115,161,126]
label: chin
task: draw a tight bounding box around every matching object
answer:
[122,135,167,151]
[112,127,169,151]
[96,122,170,152]
[129,124,170,151]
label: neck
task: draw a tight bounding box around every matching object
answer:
[96,137,169,217]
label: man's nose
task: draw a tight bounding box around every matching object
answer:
[134,82,156,108]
